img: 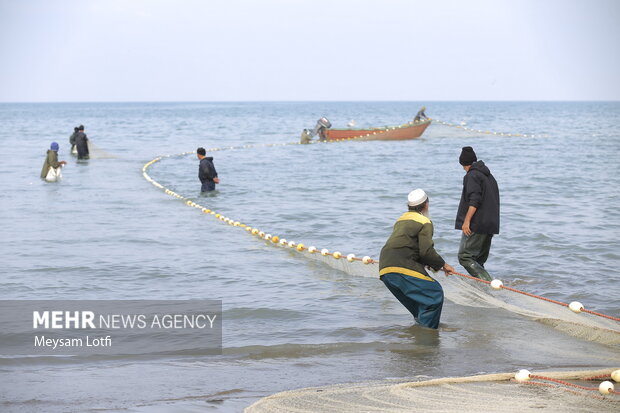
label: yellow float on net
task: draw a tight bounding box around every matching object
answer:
[215,213,221,218]
[332,251,342,259]
[245,227,252,232]
[251,228,259,235]
[271,236,280,243]
[296,243,305,251]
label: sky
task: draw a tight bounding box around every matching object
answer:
[0,0,618,102]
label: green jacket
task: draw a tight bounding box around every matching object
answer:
[41,150,60,178]
[379,211,445,281]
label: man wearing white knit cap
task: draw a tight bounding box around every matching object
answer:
[379,189,455,329]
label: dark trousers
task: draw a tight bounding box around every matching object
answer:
[201,181,216,192]
[381,272,444,329]
[76,142,89,159]
[458,233,493,281]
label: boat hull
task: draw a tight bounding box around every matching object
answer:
[324,119,431,141]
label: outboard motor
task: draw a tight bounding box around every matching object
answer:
[310,117,332,141]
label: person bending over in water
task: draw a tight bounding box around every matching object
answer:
[69,126,79,153]
[379,189,455,329]
[41,142,66,181]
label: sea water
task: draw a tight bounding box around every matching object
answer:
[1,102,619,412]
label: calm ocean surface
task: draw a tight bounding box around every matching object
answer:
[1,102,619,412]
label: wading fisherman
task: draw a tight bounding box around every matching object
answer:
[300,129,312,144]
[379,189,455,329]
[75,125,89,160]
[69,126,79,153]
[197,147,219,192]
[455,146,500,281]
[41,142,66,180]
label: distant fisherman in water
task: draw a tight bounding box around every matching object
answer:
[455,147,500,281]
[75,125,89,160]
[41,142,66,180]
[197,147,219,192]
[69,126,79,153]
[379,189,455,329]
[414,106,428,122]
[300,129,312,144]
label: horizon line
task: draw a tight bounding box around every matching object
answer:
[1,99,619,104]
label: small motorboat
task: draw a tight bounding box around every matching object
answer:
[302,111,431,143]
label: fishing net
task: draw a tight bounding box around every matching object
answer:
[439,273,620,346]
[428,118,547,139]
[270,243,620,346]
[245,369,619,413]
[143,136,619,347]
[87,140,117,159]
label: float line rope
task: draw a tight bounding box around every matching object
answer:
[530,374,608,393]
[520,380,612,400]
[583,374,614,381]
[449,270,620,322]
[432,118,547,138]
[142,143,619,325]
[512,369,619,397]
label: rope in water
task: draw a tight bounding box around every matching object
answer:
[142,139,619,325]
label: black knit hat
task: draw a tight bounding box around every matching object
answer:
[459,146,477,166]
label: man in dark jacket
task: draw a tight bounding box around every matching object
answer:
[455,147,500,281]
[75,125,89,160]
[197,147,219,192]
[414,106,428,122]
[380,189,455,329]
[69,126,79,153]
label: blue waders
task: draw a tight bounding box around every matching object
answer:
[381,272,444,329]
